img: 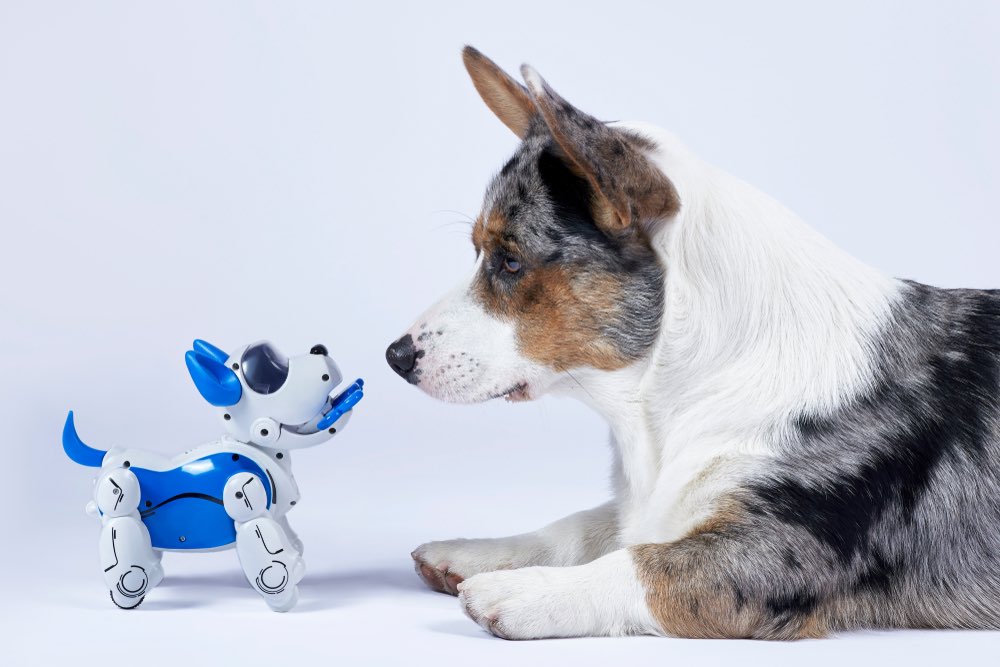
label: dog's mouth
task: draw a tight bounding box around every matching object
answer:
[494,382,529,403]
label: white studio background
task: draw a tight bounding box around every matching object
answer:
[1,1,998,665]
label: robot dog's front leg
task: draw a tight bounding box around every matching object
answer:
[223,474,305,612]
[94,468,164,609]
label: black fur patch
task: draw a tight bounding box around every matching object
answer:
[749,284,1000,567]
[853,549,899,594]
[765,591,818,618]
[535,149,607,248]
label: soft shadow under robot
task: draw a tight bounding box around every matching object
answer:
[63,339,364,612]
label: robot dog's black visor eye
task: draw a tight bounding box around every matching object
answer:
[240,341,289,394]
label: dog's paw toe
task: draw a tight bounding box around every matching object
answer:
[457,569,550,640]
[412,555,450,594]
[411,546,466,595]
[445,570,465,591]
[411,539,500,595]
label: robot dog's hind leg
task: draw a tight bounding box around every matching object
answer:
[224,474,304,612]
[95,468,164,609]
[277,514,305,555]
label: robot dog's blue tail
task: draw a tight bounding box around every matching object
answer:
[63,411,107,467]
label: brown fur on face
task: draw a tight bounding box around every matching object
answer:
[470,211,502,255]
[471,190,663,373]
[474,259,636,372]
[516,267,634,371]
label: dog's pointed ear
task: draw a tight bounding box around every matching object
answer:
[463,46,536,139]
[521,65,679,231]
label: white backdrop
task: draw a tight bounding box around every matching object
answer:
[2,1,998,665]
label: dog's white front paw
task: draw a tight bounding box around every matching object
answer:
[411,538,524,595]
[457,567,586,640]
[456,552,661,640]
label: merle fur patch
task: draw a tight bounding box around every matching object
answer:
[470,118,666,371]
[742,282,1000,628]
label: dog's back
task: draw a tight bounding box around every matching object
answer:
[742,282,1000,631]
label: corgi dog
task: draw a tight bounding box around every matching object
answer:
[386,47,1000,640]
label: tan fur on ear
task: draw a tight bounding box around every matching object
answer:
[463,47,536,139]
[521,64,679,231]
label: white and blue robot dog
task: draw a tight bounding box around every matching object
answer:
[63,339,364,612]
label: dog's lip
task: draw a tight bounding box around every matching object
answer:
[494,382,529,402]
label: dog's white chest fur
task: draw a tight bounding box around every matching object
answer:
[561,123,904,546]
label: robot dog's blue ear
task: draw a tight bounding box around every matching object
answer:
[185,351,242,407]
[192,339,230,364]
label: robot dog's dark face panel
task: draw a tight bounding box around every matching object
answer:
[240,342,289,395]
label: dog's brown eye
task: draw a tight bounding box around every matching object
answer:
[503,257,521,274]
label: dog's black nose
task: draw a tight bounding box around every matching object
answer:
[386,334,419,383]
[310,344,328,356]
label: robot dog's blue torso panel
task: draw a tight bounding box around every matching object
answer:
[134,452,273,550]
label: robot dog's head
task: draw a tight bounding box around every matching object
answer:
[185,339,344,449]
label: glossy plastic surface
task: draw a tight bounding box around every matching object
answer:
[318,379,365,430]
[185,350,243,407]
[135,452,272,550]
[62,411,106,467]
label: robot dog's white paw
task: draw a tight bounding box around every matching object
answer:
[108,561,164,609]
[411,538,526,596]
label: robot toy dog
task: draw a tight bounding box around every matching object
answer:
[63,339,364,612]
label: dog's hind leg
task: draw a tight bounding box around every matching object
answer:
[411,501,619,595]
[95,468,164,609]
[457,512,835,640]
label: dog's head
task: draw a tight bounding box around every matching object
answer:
[386,48,679,404]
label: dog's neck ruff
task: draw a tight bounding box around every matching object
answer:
[559,123,903,538]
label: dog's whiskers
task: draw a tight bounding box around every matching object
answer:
[431,221,475,233]
[430,209,476,224]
